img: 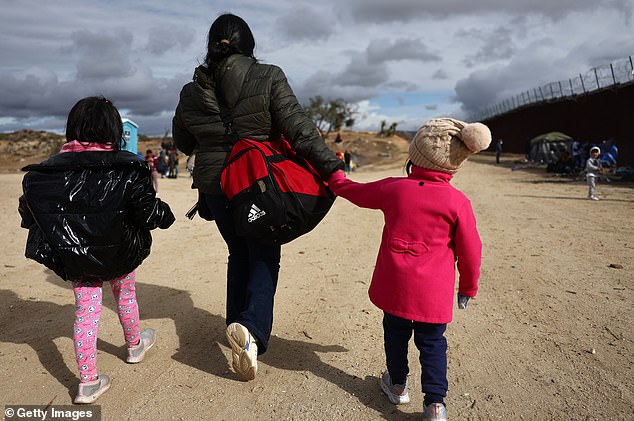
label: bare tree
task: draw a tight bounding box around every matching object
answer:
[304,96,357,135]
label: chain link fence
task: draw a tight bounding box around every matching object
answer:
[474,56,634,121]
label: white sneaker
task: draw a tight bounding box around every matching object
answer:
[589,195,600,201]
[74,374,110,404]
[126,328,156,363]
[380,370,410,404]
[226,323,258,380]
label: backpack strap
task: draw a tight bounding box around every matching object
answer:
[214,57,256,144]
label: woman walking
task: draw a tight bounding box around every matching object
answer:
[172,13,343,380]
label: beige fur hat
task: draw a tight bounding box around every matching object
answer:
[408,118,492,174]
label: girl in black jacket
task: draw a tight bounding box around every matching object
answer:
[18,97,175,404]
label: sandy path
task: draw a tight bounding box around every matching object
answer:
[1,155,632,420]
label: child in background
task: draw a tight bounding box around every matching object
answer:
[328,118,490,421]
[145,149,160,192]
[19,97,175,404]
[585,146,602,200]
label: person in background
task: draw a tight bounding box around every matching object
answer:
[549,151,574,175]
[344,150,352,173]
[18,96,175,404]
[145,149,160,192]
[166,141,179,178]
[157,144,168,178]
[571,139,583,170]
[495,138,503,164]
[328,118,490,421]
[586,146,602,200]
[172,13,343,381]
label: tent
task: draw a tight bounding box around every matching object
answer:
[528,132,573,164]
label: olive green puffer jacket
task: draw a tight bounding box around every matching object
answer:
[173,54,344,195]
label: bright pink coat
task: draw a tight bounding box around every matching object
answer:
[328,168,481,323]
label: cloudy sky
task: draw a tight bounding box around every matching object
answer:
[1,0,633,135]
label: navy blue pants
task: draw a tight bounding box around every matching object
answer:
[383,312,448,405]
[204,193,281,354]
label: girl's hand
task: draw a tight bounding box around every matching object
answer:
[457,294,470,309]
[327,170,346,185]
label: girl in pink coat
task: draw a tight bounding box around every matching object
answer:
[328,118,491,421]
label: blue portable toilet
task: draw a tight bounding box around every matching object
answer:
[122,118,139,154]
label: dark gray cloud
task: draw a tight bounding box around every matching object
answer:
[0,26,191,135]
[337,0,612,23]
[276,6,335,40]
[455,21,634,119]
[454,69,506,117]
[144,26,195,56]
[366,38,441,64]
[383,80,420,91]
[0,1,207,134]
[454,38,573,117]
[334,53,390,88]
[432,70,449,80]
[460,26,516,67]
[0,66,189,134]
[0,115,67,134]
[564,36,634,68]
[610,0,634,20]
[69,30,135,80]
[296,37,437,104]
[299,68,380,104]
[0,71,77,119]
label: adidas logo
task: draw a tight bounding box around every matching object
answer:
[247,204,266,223]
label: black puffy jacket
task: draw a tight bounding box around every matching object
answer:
[173,54,344,195]
[18,150,175,283]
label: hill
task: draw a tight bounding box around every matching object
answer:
[322,130,410,170]
[0,129,411,173]
[0,130,65,171]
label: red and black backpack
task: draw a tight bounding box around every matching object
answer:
[220,137,335,245]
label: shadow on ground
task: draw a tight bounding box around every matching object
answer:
[0,271,417,419]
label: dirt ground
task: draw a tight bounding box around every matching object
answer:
[1,151,633,420]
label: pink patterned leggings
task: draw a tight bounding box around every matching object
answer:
[72,272,140,382]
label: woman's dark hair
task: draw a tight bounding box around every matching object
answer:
[205,13,256,66]
[66,96,124,150]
